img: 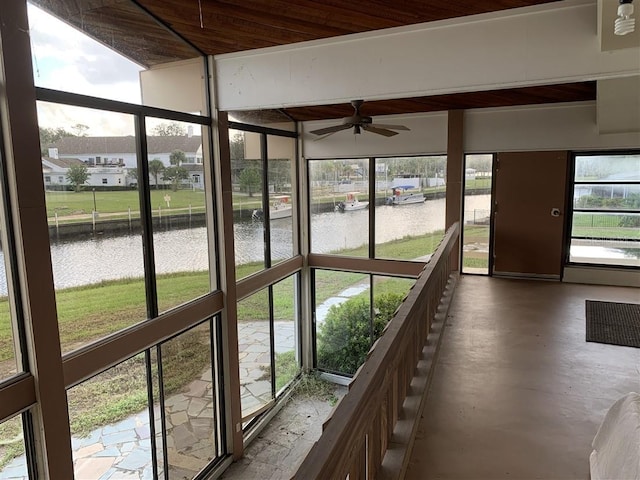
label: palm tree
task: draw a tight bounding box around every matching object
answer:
[148,159,165,189]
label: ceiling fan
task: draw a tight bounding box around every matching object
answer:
[309,99,410,138]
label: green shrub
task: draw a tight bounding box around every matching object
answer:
[317,293,404,375]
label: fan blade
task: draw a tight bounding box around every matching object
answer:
[362,124,398,137]
[309,123,353,136]
[372,123,410,131]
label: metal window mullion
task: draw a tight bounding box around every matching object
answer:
[212,315,227,457]
[135,115,159,319]
[144,349,160,479]
[35,87,209,126]
[268,287,276,398]
[573,208,640,214]
[488,153,498,275]
[155,344,170,479]
[310,269,317,369]
[228,121,297,138]
[369,274,374,347]
[262,133,271,268]
[573,181,640,185]
[369,157,375,259]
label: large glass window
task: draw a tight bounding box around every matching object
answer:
[314,271,413,377]
[38,101,148,354]
[145,119,213,313]
[268,135,296,265]
[237,289,272,421]
[0,415,28,477]
[570,153,640,267]
[314,270,370,376]
[67,354,153,479]
[232,129,265,280]
[375,156,447,260]
[237,274,301,426]
[462,154,493,274]
[232,127,298,279]
[159,321,221,478]
[309,159,369,257]
[272,275,300,394]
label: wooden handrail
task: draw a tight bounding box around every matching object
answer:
[293,222,460,480]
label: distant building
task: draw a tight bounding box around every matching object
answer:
[47,135,204,189]
[49,135,203,168]
[42,156,132,189]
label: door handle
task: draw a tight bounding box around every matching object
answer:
[550,208,561,217]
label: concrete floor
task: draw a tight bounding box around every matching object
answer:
[406,275,640,480]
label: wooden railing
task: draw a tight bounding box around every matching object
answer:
[293,222,460,480]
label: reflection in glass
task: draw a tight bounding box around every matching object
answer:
[232,130,266,279]
[569,238,640,267]
[160,321,218,478]
[28,2,143,104]
[228,110,296,132]
[67,354,152,479]
[268,135,295,265]
[28,2,205,113]
[574,154,640,182]
[462,154,493,274]
[574,184,640,210]
[37,102,147,354]
[0,415,27,477]
[237,289,272,420]
[314,270,370,376]
[272,275,300,393]
[374,156,447,260]
[309,159,369,256]
[372,276,414,307]
[145,119,212,313]
[0,172,19,380]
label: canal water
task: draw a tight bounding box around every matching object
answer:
[0,196,491,295]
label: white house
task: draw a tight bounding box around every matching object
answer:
[48,136,204,189]
[42,156,132,189]
[50,135,203,168]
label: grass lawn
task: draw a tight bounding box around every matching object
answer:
[46,189,207,217]
[572,226,640,239]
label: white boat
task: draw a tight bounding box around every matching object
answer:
[252,195,293,220]
[336,192,369,212]
[386,186,425,205]
[270,195,293,219]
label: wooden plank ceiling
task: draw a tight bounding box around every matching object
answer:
[135,0,561,57]
[31,0,595,121]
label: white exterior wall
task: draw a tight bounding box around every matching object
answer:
[43,167,131,188]
[85,168,129,187]
[215,0,640,111]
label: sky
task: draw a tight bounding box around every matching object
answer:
[28,4,145,136]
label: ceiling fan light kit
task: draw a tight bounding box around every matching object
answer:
[310,99,410,138]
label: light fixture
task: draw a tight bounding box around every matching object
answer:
[615,0,635,36]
